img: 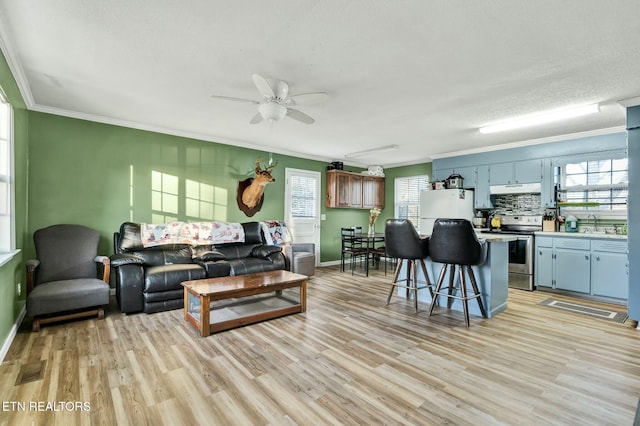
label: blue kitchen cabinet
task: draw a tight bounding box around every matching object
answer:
[535,245,554,289]
[591,240,629,300]
[490,160,542,185]
[541,158,555,208]
[515,159,543,183]
[432,168,453,182]
[534,235,628,299]
[454,166,477,189]
[553,238,591,293]
[554,247,591,293]
[489,162,514,185]
[474,165,492,209]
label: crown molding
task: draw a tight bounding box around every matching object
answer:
[29,103,340,165]
[0,19,34,108]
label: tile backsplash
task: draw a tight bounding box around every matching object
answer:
[493,193,544,215]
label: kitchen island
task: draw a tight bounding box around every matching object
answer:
[395,233,516,319]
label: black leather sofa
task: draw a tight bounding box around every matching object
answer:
[110,221,286,314]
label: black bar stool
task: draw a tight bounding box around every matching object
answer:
[384,219,433,312]
[427,218,487,327]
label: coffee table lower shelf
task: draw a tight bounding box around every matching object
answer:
[181,271,307,336]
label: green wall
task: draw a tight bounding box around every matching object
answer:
[26,111,433,264]
[27,112,335,259]
[0,48,29,352]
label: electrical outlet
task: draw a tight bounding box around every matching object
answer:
[16,282,21,296]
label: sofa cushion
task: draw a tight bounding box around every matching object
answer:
[242,221,264,244]
[27,278,110,317]
[131,247,193,266]
[198,260,232,278]
[144,264,205,293]
[118,222,144,252]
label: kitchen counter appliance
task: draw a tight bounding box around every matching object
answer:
[419,189,474,234]
[489,215,542,291]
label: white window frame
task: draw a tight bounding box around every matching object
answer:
[394,174,430,231]
[556,150,628,219]
[0,88,16,266]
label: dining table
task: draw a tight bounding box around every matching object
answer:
[352,232,386,276]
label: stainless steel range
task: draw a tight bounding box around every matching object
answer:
[494,215,543,291]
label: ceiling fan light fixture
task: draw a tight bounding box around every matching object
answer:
[479,103,600,134]
[259,103,287,123]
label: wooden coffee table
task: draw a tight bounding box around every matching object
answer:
[181,270,307,336]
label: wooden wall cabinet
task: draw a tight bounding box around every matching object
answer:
[326,170,384,209]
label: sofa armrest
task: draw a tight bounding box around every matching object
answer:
[110,253,145,268]
[113,262,145,314]
[110,254,146,313]
[94,255,111,284]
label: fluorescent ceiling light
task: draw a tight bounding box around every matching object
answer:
[479,104,600,134]
[345,144,399,158]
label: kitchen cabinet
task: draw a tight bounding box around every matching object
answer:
[541,158,555,208]
[490,159,542,185]
[474,165,492,209]
[535,236,590,293]
[326,170,384,209]
[453,166,477,189]
[535,236,554,289]
[534,235,628,299]
[591,240,628,299]
[432,168,453,182]
[362,176,384,208]
[554,246,591,293]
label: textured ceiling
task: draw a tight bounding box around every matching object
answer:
[0,0,639,168]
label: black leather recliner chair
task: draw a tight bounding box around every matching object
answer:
[111,221,286,314]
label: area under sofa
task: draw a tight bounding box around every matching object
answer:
[110,221,286,314]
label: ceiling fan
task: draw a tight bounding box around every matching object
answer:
[211,74,327,125]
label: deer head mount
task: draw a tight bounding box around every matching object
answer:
[237,157,278,216]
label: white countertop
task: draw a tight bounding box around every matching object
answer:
[535,231,627,240]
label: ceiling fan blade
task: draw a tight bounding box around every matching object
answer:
[210,95,259,104]
[286,108,315,124]
[252,74,275,99]
[249,112,264,124]
[272,80,289,100]
[286,92,328,106]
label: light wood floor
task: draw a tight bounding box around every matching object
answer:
[2,265,639,425]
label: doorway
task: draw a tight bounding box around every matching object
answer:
[284,168,321,265]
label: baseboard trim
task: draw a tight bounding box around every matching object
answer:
[0,305,26,364]
[319,260,341,267]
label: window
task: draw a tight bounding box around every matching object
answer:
[290,174,317,218]
[558,152,628,212]
[394,175,430,229]
[0,90,13,254]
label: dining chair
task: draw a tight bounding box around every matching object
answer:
[340,227,367,274]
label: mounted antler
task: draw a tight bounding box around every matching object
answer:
[238,157,278,214]
[255,157,278,173]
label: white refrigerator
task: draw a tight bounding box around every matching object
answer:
[419,189,475,234]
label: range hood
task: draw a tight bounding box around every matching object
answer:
[489,182,542,195]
